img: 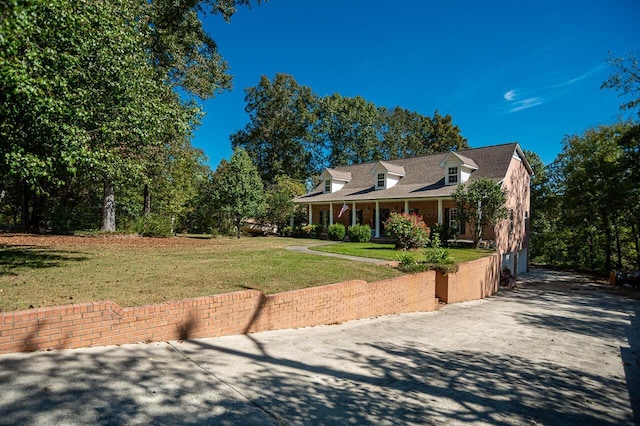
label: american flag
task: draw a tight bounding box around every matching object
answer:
[338,202,350,218]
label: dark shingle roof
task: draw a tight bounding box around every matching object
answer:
[295,143,524,203]
[324,169,352,181]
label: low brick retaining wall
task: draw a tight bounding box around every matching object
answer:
[0,271,437,354]
[435,253,501,303]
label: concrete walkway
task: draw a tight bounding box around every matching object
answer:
[285,242,398,266]
[1,269,639,425]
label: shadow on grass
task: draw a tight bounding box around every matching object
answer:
[0,245,89,277]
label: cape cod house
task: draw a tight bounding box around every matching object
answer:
[294,143,532,275]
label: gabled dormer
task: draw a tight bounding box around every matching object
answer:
[319,168,352,194]
[438,152,478,185]
[369,161,406,190]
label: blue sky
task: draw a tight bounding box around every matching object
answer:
[196,0,639,167]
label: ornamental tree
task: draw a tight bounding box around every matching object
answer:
[212,148,265,238]
[452,178,508,248]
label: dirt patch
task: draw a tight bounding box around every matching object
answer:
[0,232,216,249]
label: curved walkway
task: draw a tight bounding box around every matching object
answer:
[285,242,398,266]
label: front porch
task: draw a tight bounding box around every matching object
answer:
[302,198,468,239]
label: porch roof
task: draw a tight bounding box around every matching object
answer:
[295,143,521,204]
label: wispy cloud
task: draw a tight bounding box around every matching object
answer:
[509,97,543,113]
[503,90,517,101]
[551,63,608,89]
[502,88,543,113]
[498,64,606,114]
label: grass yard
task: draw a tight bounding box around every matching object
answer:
[312,242,495,263]
[0,234,401,312]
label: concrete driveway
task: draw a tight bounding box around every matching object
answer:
[1,268,639,425]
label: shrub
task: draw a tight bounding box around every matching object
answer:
[430,223,458,247]
[135,214,173,237]
[384,213,430,250]
[327,223,346,241]
[423,247,457,273]
[302,224,323,238]
[348,224,372,242]
[281,226,295,237]
[397,250,427,273]
[281,225,308,237]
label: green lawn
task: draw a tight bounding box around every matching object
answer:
[311,242,495,263]
[0,234,401,312]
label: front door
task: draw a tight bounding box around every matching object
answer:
[379,208,391,235]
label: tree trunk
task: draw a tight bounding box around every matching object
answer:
[632,222,640,269]
[604,218,612,272]
[20,182,29,230]
[143,183,151,216]
[613,222,623,270]
[101,180,116,232]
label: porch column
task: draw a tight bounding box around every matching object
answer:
[309,204,313,225]
[404,200,409,214]
[351,202,357,227]
[329,203,334,226]
[437,199,443,224]
[375,200,380,238]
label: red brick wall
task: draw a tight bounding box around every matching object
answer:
[435,253,501,304]
[0,271,437,354]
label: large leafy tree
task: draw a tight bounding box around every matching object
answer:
[452,178,509,248]
[601,51,640,117]
[0,0,179,231]
[232,74,468,183]
[231,73,319,183]
[554,123,638,271]
[379,107,469,159]
[263,175,307,231]
[213,148,265,238]
[526,150,563,265]
[316,94,382,167]
[427,110,469,153]
[0,0,254,232]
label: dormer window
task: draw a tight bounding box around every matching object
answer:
[369,161,405,190]
[448,167,458,184]
[320,168,352,194]
[439,152,478,185]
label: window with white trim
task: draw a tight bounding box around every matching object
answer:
[448,208,466,235]
[448,167,458,184]
[376,173,385,188]
[324,180,331,193]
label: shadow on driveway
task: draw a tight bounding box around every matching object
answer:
[0,268,638,425]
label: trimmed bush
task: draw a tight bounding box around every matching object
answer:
[384,213,430,250]
[327,223,346,241]
[348,224,372,242]
[135,214,173,237]
[302,224,323,238]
